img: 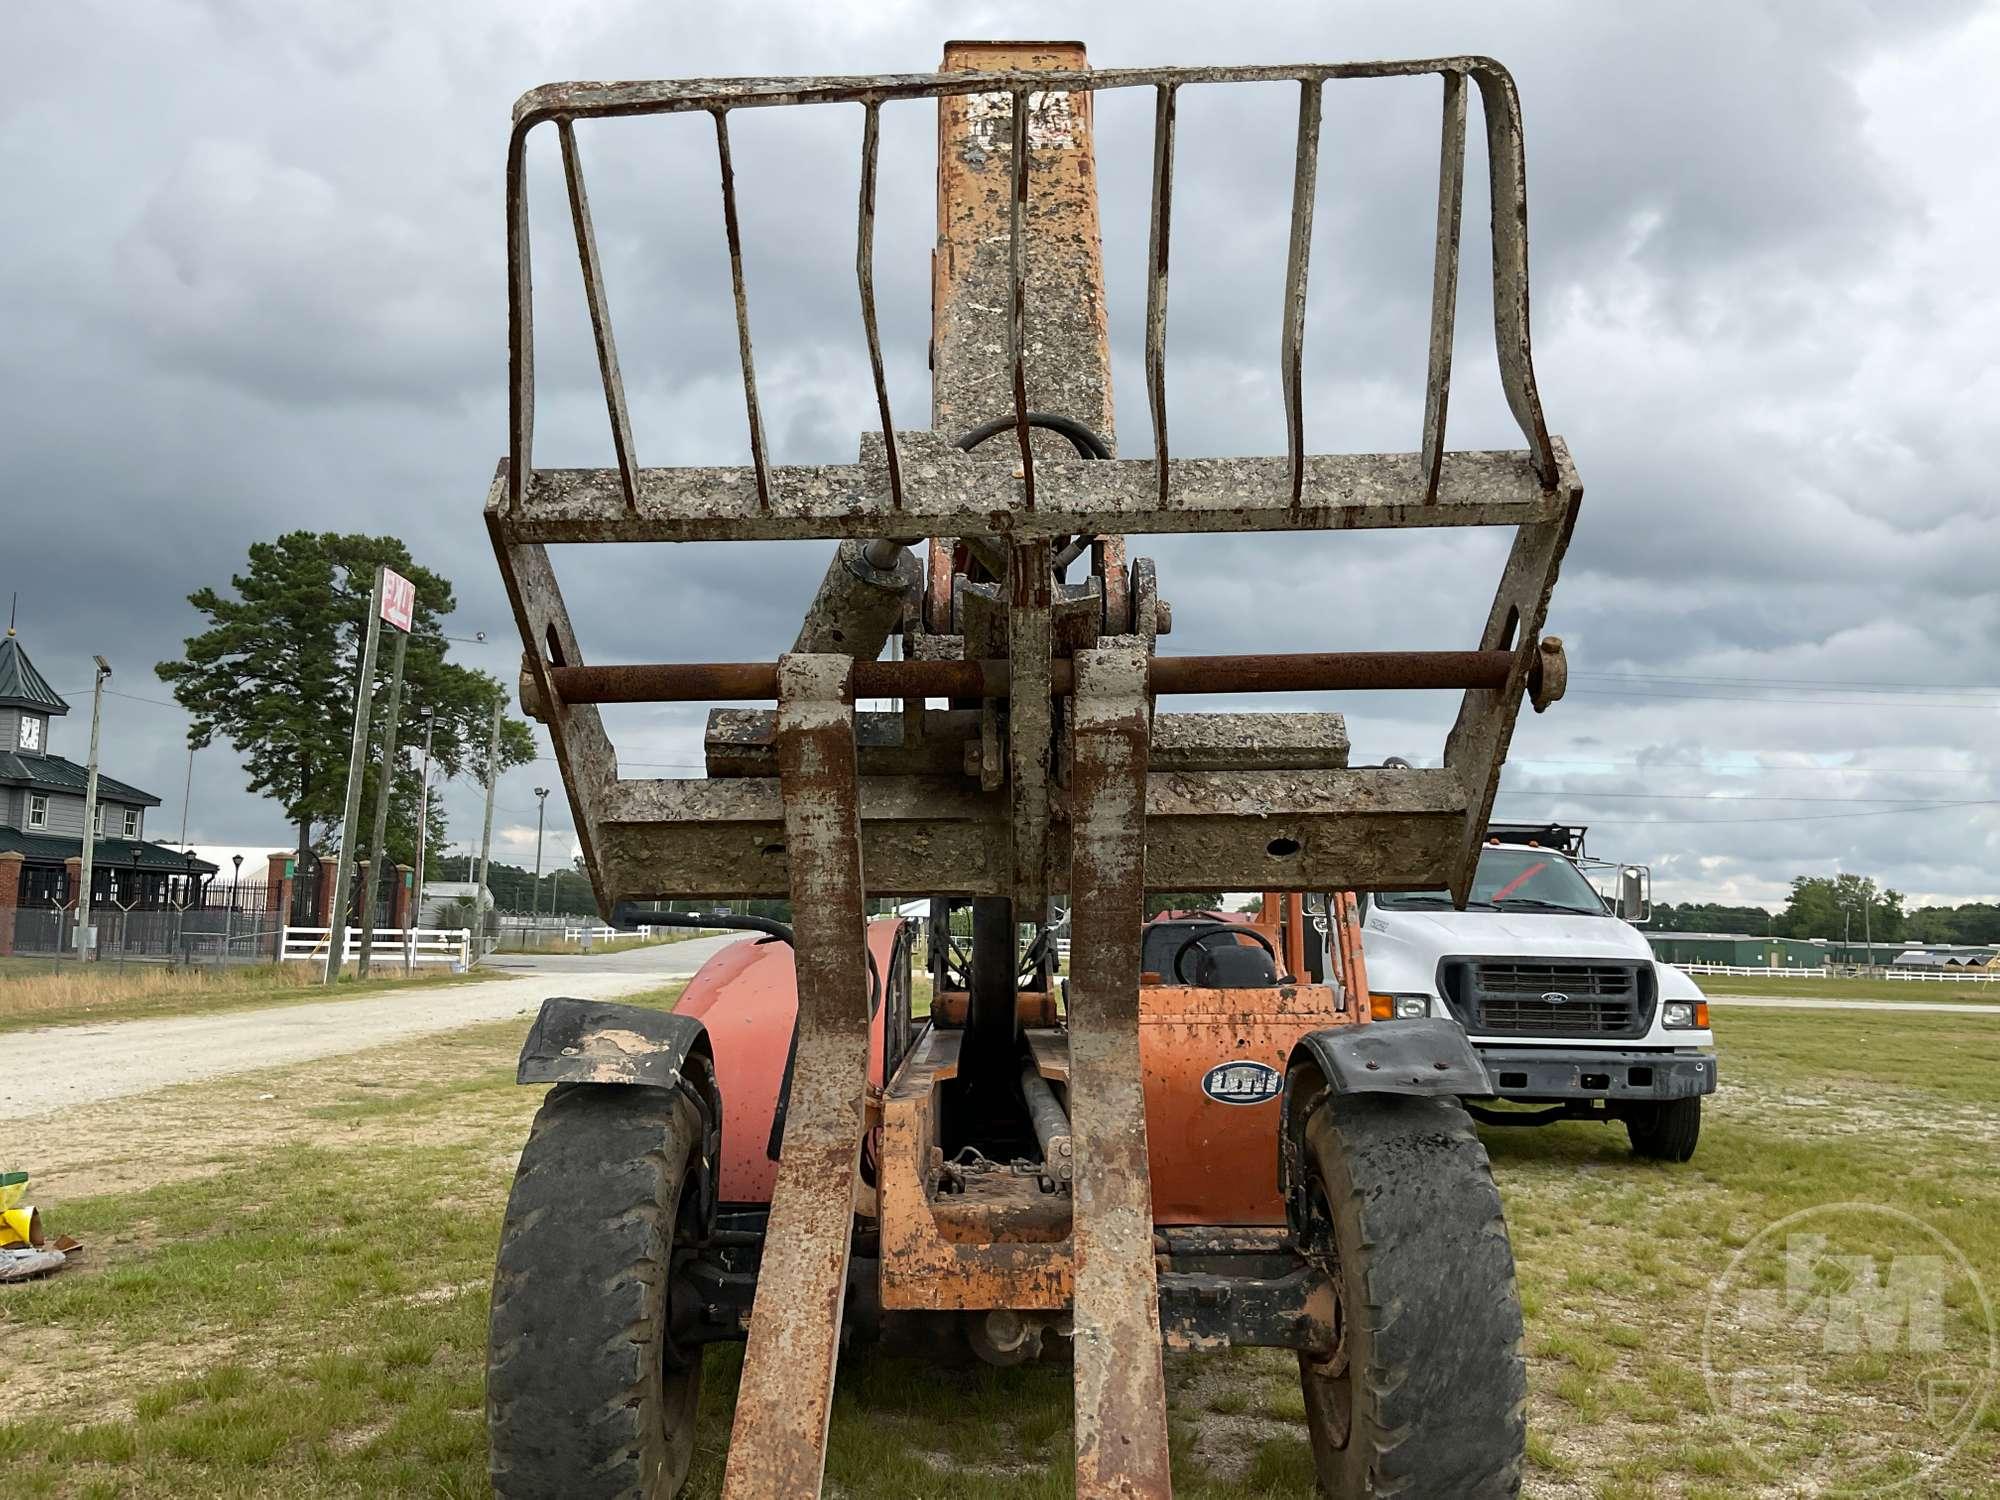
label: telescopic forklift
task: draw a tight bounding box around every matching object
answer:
[483,40,1579,1499]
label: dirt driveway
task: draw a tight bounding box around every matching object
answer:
[0,933,748,1119]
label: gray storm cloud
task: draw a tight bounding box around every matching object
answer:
[4,0,1995,907]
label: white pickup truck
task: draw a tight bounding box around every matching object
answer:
[1342,822,1717,1161]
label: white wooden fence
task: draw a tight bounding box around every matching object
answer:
[1673,963,1829,979]
[1883,967,2000,984]
[281,926,471,970]
[1672,961,2000,984]
[563,924,652,945]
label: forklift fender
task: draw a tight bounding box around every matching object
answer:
[1286,1019,1491,1101]
[1279,1020,1492,1239]
[515,996,725,1252]
[516,997,715,1094]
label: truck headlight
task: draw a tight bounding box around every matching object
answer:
[1370,993,1432,1020]
[1663,1000,1709,1029]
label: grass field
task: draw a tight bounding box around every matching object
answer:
[1695,972,2000,1004]
[0,960,483,1035]
[2,996,1996,1497]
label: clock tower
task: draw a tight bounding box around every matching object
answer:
[0,627,69,761]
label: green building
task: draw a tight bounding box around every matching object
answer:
[1644,933,1832,970]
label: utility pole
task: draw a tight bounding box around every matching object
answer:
[532,786,550,928]
[1864,886,1874,970]
[409,707,436,973]
[74,655,111,962]
[176,743,196,849]
[356,626,410,978]
[324,568,387,982]
[473,696,502,949]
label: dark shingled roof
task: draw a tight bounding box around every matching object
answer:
[0,632,70,716]
[0,827,216,873]
[0,752,159,806]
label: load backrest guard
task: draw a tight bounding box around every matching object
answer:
[491,50,1580,923]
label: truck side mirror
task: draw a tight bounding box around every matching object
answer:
[1617,866,1651,924]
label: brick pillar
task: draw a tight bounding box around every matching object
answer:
[316,855,340,928]
[64,857,84,957]
[392,865,415,932]
[0,850,22,958]
[265,852,294,960]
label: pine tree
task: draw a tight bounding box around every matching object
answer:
[156,532,535,918]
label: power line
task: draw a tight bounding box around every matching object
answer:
[54,686,185,710]
[1508,757,1987,778]
[1497,787,1990,805]
[1493,794,1999,826]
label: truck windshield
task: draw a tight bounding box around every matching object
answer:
[1376,846,1608,915]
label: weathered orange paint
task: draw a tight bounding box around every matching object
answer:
[1139,980,1344,1225]
[876,1026,1075,1310]
[677,918,902,1205]
[681,893,1369,1245]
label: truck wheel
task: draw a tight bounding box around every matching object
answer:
[1293,1089,1526,1499]
[489,1084,706,1499]
[1625,1096,1701,1162]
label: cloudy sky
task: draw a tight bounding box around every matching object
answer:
[5,0,1997,911]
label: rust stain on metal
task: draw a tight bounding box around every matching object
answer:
[1067,648,1172,1497]
[1008,538,1055,914]
[546,648,1520,705]
[721,654,870,1500]
[877,1027,1075,1309]
[934,42,1115,453]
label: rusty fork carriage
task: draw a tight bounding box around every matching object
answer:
[486,40,1579,1500]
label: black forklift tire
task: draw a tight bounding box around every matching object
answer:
[1294,1089,1526,1499]
[1625,1095,1702,1162]
[488,1083,705,1499]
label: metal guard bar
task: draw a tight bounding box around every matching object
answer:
[506,57,1555,521]
[545,649,1527,705]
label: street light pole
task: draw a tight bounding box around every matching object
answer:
[75,655,111,963]
[473,698,501,943]
[410,708,436,973]
[228,852,243,958]
[532,787,550,928]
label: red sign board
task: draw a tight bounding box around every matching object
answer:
[380,569,416,633]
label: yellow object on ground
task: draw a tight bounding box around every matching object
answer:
[0,1204,38,1248]
[0,1172,40,1247]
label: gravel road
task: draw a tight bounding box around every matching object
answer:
[0,932,750,1120]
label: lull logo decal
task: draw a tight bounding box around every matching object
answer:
[1201,1060,1283,1105]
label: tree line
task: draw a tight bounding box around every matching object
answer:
[1652,874,2000,946]
[157,532,536,925]
[427,855,796,924]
